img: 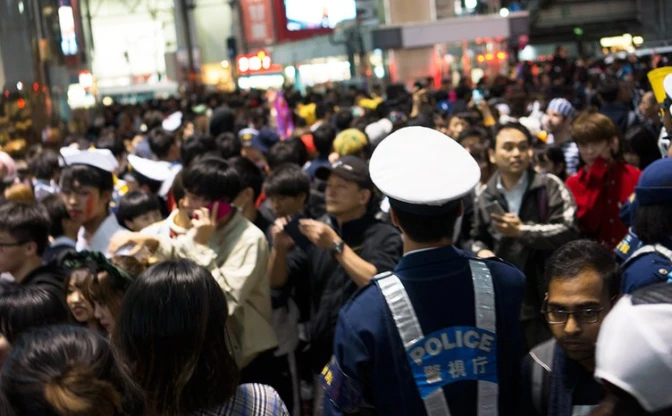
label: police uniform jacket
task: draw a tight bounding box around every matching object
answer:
[621,239,672,294]
[322,245,525,415]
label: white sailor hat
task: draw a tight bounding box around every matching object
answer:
[59,147,119,173]
[128,154,172,182]
[162,111,183,132]
[159,164,183,198]
[369,126,481,215]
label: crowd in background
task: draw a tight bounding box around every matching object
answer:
[0,47,671,416]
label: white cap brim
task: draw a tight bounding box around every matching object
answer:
[159,164,183,197]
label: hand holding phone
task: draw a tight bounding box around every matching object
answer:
[486,201,507,217]
[283,215,312,250]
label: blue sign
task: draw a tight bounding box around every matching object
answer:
[406,326,498,399]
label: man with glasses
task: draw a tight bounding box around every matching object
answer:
[520,240,620,416]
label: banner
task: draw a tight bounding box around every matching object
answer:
[240,0,276,47]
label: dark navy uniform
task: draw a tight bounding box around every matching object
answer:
[322,246,525,415]
[320,126,526,416]
[620,242,672,293]
[618,158,672,294]
[614,195,641,266]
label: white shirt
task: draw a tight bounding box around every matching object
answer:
[496,172,529,216]
[76,214,125,256]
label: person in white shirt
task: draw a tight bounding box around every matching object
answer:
[59,148,125,256]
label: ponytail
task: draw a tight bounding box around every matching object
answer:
[44,366,122,416]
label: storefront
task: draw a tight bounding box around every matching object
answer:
[236,51,285,90]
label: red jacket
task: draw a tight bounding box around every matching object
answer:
[566,159,640,248]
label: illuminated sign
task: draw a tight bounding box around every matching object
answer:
[237,51,283,75]
[58,6,78,56]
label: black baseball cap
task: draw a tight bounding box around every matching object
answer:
[316,156,373,189]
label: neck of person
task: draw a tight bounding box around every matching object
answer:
[12,256,45,283]
[83,210,109,237]
[334,206,367,228]
[500,170,525,191]
[403,236,453,255]
[241,202,257,223]
[577,356,596,373]
[553,128,572,144]
[174,209,191,229]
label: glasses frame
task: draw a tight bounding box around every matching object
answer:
[541,304,605,325]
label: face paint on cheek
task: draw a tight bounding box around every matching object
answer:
[85,195,97,220]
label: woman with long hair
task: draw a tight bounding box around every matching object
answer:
[0,325,145,416]
[114,259,288,416]
[63,268,101,331]
[61,252,144,335]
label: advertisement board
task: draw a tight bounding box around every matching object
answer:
[240,0,277,47]
[284,0,357,31]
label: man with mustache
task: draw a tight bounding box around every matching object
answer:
[520,240,619,416]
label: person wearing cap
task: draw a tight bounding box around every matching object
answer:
[321,127,525,415]
[269,155,402,403]
[566,113,641,249]
[613,193,644,266]
[520,240,619,416]
[59,148,126,255]
[471,122,579,349]
[619,158,672,293]
[241,128,281,172]
[545,98,580,176]
[592,282,672,415]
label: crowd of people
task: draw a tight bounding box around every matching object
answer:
[0,51,672,416]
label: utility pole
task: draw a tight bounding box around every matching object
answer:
[179,0,196,83]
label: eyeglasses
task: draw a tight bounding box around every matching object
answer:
[0,241,29,249]
[542,306,604,325]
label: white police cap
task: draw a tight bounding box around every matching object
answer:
[60,147,119,173]
[159,164,183,198]
[369,126,481,215]
[162,111,183,132]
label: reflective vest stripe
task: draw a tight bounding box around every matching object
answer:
[376,260,499,416]
[469,260,499,416]
[622,244,672,268]
[377,273,452,416]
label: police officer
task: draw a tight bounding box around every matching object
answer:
[614,194,643,266]
[620,158,672,293]
[321,127,526,415]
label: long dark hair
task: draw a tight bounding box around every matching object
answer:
[113,260,239,415]
[0,285,71,343]
[0,325,145,416]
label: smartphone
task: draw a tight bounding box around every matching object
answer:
[204,200,233,222]
[485,201,506,217]
[283,215,312,250]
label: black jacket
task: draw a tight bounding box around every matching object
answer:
[20,263,67,299]
[288,213,402,373]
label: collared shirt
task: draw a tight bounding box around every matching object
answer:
[496,171,529,215]
[141,210,189,239]
[155,210,277,367]
[76,214,125,256]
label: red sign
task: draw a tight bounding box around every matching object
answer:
[240,0,276,46]
[237,51,283,75]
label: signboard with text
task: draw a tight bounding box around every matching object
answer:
[240,0,277,47]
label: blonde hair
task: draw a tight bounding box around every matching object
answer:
[44,365,122,416]
[4,183,35,203]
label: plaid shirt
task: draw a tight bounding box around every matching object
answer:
[192,384,289,416]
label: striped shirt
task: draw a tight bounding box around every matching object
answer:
[192,384,289,416]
